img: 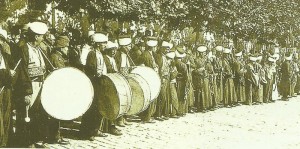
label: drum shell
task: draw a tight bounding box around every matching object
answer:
[95,73,132,120]
[126,74,151,115]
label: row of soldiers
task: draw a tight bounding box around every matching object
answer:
[0,20,299,147]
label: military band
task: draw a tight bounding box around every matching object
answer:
[1,20,300,148]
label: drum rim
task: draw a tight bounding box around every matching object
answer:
[126,73,152,115]
[130,66,161,100]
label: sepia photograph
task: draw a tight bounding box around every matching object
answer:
[0,0,300,148]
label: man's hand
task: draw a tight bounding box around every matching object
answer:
[24,95,32,106]
[10,70,16,77]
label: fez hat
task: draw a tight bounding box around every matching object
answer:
[29,22,48,35]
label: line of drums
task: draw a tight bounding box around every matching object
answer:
[40,66,161,121]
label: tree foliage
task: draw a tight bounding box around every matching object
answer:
[16,0,300,45]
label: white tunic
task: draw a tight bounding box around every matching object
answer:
[95,50,107,76]
[80,44,91,65]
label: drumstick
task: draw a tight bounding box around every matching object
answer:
[0,58,22,95]
[25,105,30,122]
[99,117,104,132]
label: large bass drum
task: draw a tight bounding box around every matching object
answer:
[126,73,151,115]
[130,66,161,101]
[95,73,132,120]
[41,67,94,120]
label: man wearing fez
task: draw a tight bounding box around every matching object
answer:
[114,34,134,126]
[263,57,276,103]
[174,46,188,116]
[80,32,108,141]
[46,35,70,144]
[102,41,122,136]
[153,40,172,120]
[13,22,51,147]
[138,36,160,123]
[193,46,212,112]
[233,51,246,104]
[0,28,15,147]
[115,34,134,76]
[222,48,236,107]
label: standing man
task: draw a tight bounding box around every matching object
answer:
[280,54,293,101]
[102,41,122,136]
[80,32,108,141]
[222,48,236,107]
[263,57,276,103]
[193,45,211,112]
[154,40,172,120]
[48,35,70,144]
[174,46,188,116]
[0,28,15,147]
[182,46,196,113]
[233,51,246,104]
[14,22,50,147]
[139,36,160,123]
[115,34,133,126]
[245,56,257,105]
[115,34,134,76]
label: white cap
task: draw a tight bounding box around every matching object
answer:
[249,56,257,61]
[29,22,48,35]
[215,46,223,52]
[92,33,108,43]
[235,51,242,57]
[147,40,158,47]
[197,46,207,52]
[88,30,95,37]
[268,57,276,62]
[162,41,172,49]
[0,28,8,39]
[105,41,118,50]
[256,56,263,61]
[175,50,186,58]
[166,52,175,59]
[223,48,231,54]
[118,37,131,46]
[285,55,292,61]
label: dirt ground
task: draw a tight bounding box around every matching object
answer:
[48,91,300,149]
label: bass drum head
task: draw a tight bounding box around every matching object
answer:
[96,73,132,120]
[130,66,161,101]
[41,67,93,120]
[126,74,151,115]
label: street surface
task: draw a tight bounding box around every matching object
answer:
[48,91,300,149]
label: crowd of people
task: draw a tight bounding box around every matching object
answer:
[0,16,300,148]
